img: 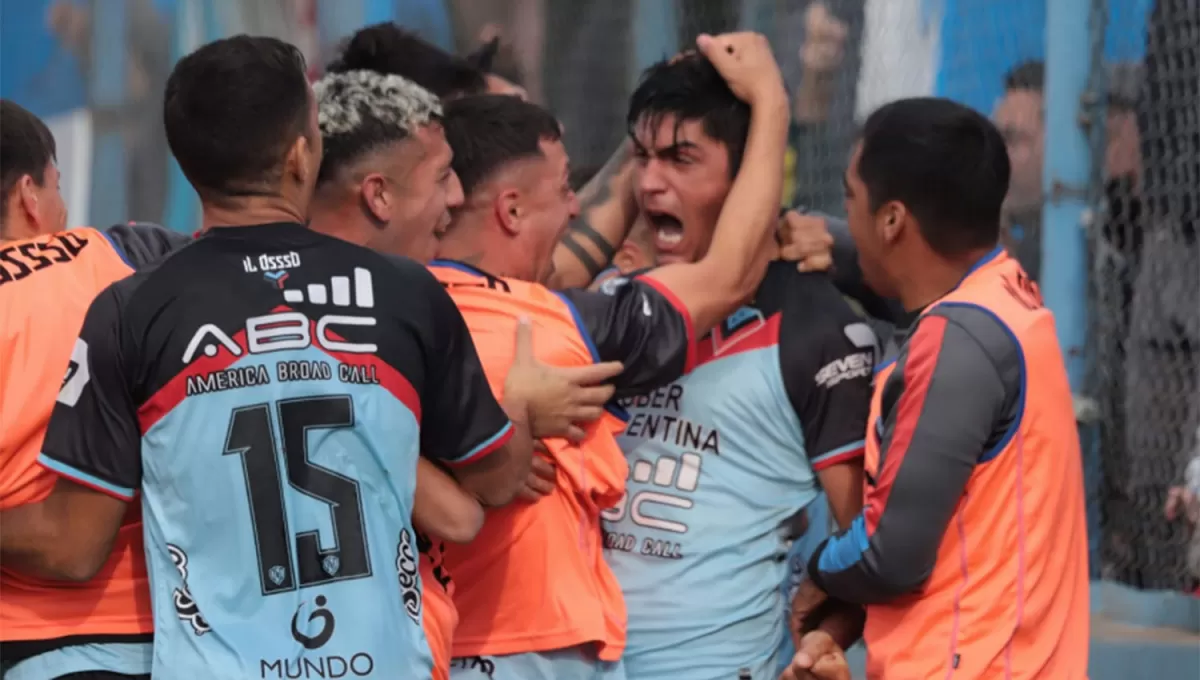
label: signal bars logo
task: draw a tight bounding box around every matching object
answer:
[182,268,378,363]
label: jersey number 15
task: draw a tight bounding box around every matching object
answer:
[223,395,372,596]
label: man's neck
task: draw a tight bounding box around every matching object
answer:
[307,198,373,248]
[0,216,41,243]
[894,247,996,312]
[436,214,527,280]
[201,195,305,232]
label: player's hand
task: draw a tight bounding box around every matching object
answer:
[696,32,786,108]
[779,631,851,680]
[789,579,831,649]
[516,443,558,502]
[778,211,835,273]
[1165,485,1200,525]
[505,317,624,441]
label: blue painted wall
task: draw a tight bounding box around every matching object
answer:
[0,0,86,117]
[935,0,1155,112]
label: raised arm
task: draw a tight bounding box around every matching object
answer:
[641,32,791,334]
[546,142,639,290]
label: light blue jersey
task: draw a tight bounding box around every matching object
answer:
[601,265,874,679]
[39,226,514,679]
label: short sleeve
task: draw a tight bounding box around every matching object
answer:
[779,274,877,471]
[412,267,513,466]
[37,285,142,500]
[558,274,695,399]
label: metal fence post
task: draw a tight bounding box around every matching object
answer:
[1042,0,1104,390]
[631,0,679,91]
[1043,0,1108,577]
[87,0,128,227]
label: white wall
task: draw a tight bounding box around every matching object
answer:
[45,108,93,228]
[855,0,943,121]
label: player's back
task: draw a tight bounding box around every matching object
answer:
[83,224,451,678]
[431,260,630,661]
[604,263,874,680]
[1,225,183,659]
[1,228,135,509]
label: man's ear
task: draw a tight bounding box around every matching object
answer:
[17,175,39,224]
[359,174,392,226]
[879,200,907,246]
[285,134,314,187]
[494,188,522,236]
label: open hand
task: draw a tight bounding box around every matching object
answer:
[800,3,849,75]
[504,318,624,441]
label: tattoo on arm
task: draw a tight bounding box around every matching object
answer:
[553,143,636,284]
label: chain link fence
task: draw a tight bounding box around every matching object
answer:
[1092,0,1200,592]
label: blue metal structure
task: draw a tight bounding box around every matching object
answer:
[631,0,679,90]
[87,0,129,228]
[1041,0,1097,390]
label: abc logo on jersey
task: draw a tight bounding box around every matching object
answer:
[259,596,375,678]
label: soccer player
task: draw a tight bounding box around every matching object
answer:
[307,68,622,680]
[0,35,554,679]
[788,97,1089,680]
[433,32,791,680]
[596,45,876,680]
[328,21,643,293]
[0,99,187,680]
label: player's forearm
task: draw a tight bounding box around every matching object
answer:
[815,601,866,651]
[414,459,485,544]
[0,499,110,582]
[456,397,534,508]
[688,95,790,326]
[548,142,638,289]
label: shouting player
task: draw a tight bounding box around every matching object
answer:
[1,35,560,679]
[597,43,873,680]
[0,99,186,680]
[433,32,789,680]
[597,46,877,680]
[788,97,1089,679]
[306,68,622,680]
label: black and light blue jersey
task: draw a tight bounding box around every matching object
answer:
[39,223,512,679]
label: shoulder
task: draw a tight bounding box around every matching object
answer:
[593,266,655,297]
[101,222,191,268]
[924,303,1022,369]
[765,265,876,346]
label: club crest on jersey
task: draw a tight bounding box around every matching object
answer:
[263,270,289,288]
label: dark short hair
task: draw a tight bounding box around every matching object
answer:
[858,97,1010,256]
[328,23,487,101]
[164,35,311,199]
[626,53,750,176]
[1004,60,1045,92]
[1003,58,1141,112]
[442,95,562,197]
[0,99,57,212]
